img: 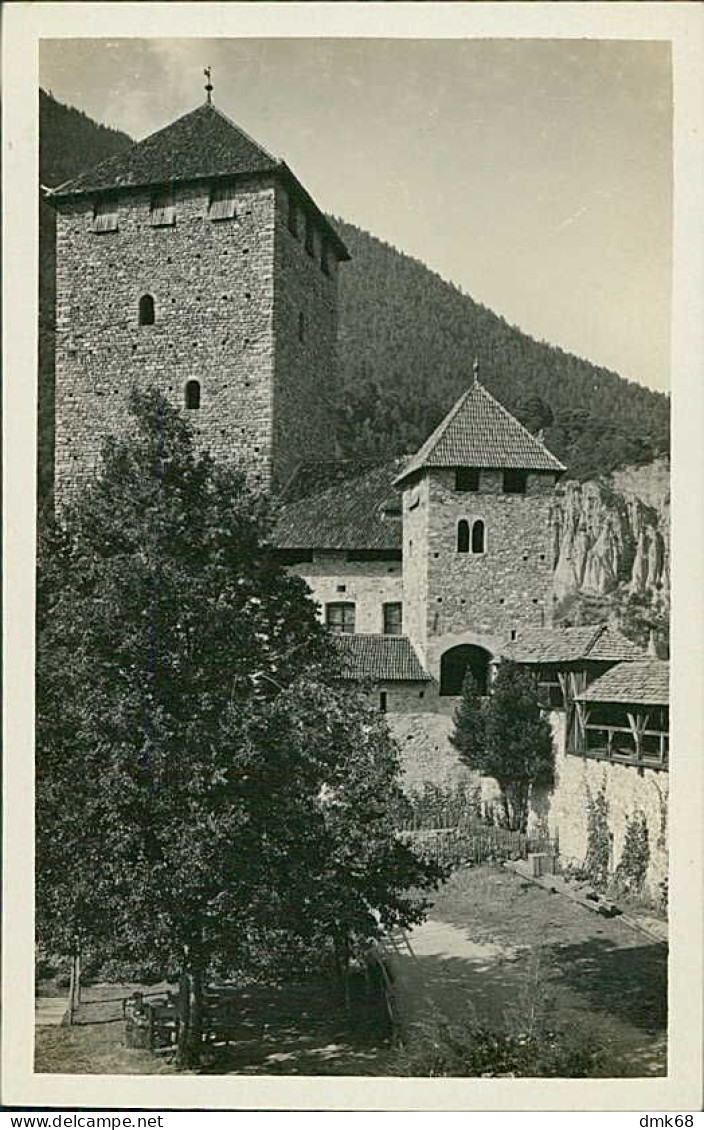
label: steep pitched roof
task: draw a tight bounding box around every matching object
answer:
[577,660,670,705]
[333,634,430,682]
[502,624,644,665]
[48,101,349,258]
[273,460,405,551]
[394,381,565,485]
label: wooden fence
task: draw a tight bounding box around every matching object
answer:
[398,822,557,869]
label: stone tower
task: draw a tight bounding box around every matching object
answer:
[48,100,349,501]
[395,376,565,694]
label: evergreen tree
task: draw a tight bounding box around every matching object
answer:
[36,388,438,1066]
[450,669,486,767]
[450,661,554,832]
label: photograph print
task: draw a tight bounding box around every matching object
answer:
[34,33,672,1084]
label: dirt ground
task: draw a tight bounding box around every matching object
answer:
[391,864,667,1076]
[35,864,667,1077]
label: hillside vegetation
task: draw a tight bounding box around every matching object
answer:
[38,91,669,498]
[332,220,669,478]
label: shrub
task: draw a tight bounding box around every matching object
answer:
[394,1015,603,1077]
[614,810,650,896]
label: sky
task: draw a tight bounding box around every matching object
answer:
[39,37,672,393]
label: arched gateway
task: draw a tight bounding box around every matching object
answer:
[439,643,492,697]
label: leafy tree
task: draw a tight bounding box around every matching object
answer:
[36,388,438,1066]
[450,661,554,832]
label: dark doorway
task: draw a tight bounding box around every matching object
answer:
[440,644,491,696]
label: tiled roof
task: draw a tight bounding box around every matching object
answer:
[502,624,644,665]
[333,634,430,682]
[395,381,565,485]
[273,460,405,551]
[577,660,670,705]
[49,102,349,259]
[587,627,645,662]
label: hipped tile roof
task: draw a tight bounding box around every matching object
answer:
[577,660,670,705]
[502,624,644,664]
[333,634,430,682]
[273,460,405,551]
[48,102,349,258]
[395,381,565,485]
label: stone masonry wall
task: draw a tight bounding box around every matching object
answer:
[272,185,339,491]
[401,477,431,665]
[54,176,341,502]
[424,469,555,660]
[54,178,278,501]
[288,551,403,633]
[542,711,668,897]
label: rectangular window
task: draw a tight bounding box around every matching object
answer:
[305,215,315,257]
[503,470,527,495]
[326,602,356,634]
[380,691,388,714]
[150,189,175,227]
[383,602,403,636]
[209,182,237,221]
[456,468,480,492]
[93,196,118,233]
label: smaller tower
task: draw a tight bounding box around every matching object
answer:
[394,375,565,694]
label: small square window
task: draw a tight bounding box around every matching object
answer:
[456,468,479,492]
[503,470,527,494]
[151,189,175,227]
[209,182,237,221]
[93,196,118,233]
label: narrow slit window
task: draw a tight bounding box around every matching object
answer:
[287,196,299,237]
[457,520,470,553]
[298,311,306,343]
[93,196,118,233]
[185,380,201,410]
[305,215,315,257]
[209,182,237,221]
[321,241,332,277]
[380,691,388,714]
[150,188,175,227]
[138,294,155,326]
[471,519,485,554]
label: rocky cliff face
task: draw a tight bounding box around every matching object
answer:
[551,463,670,614]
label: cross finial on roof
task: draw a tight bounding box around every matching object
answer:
[472,357,480,386]
[204,66,214,105]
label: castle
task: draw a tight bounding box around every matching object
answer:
[48,96,669,892]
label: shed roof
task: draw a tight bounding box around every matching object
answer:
[577,660,670,706]
[273,459,405,551]
[395,380,565,485]
[502,624,644,665]
[48,101,349,258]
[333,634,430,682]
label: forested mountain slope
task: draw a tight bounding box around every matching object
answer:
[37,91,669,496]
[332,220,669,479]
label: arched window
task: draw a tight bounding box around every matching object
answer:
[472,519,485,554]
[139,294,155,326]
[185,380,201,410]
[457,520,470,553]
